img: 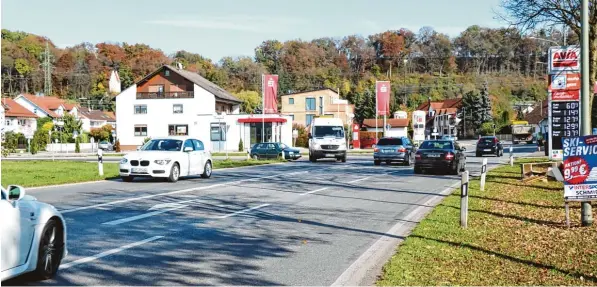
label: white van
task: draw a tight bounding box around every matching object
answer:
[308,117,347,162]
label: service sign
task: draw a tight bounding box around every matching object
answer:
[562,135,597,201]
[549,46,580,73]
[549,73,581,91]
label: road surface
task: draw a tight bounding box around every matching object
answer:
[3,144,538,286]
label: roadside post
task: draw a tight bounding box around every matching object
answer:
[480,158,488,191]
[460,170,469,228]
[509,145,514,166]
[97,148,104,176]
[49,130,54,162]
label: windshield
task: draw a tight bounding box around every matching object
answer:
[141,139,183,151]
[377,138,403,146]
[314,126,344,138]
[420,141,453,150]
[480,138,496,144]
[280,143,288,149]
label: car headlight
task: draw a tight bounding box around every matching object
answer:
[312,144,320,149]
[339,142,347,149]
[120,158,128,164]
[154,159,172,165]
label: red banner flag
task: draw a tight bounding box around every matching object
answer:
[263,75,278,114]
[376,81,391,116]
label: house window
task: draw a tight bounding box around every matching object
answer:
[165,70,170,77]
[168,124,188,136]
[134,125,147,136]
[5,120,11,126]
[289,98,294,104]
[173,104,183,114]
[319,96,323,115]
[210,123,226,141]
[134,105,147,114]
[18,119,26,126]
[306,98,316,111]
[306,114,315,126]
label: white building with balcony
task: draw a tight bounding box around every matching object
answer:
[115,65,293,151]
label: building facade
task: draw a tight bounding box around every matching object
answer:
[116,65,293,151]
[417,98,462,138]
[1,98,38,138]
[281,89,354,127]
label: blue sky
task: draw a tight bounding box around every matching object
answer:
[2,0,506,62]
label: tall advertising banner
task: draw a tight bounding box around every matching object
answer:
[562,135,597,201]
[548,46,581,160]
[263,75,279,114]
[376,81,391,116]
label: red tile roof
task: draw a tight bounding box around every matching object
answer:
[416,98,462,111]
[21,94,78,117]
[2,98,38,118]
[79,107,113,121]
[103,111,116,121]
[524,100,548,125]
[363,118,410,128]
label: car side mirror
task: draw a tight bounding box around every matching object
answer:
[184,147,193,152]
[8,185,25,200]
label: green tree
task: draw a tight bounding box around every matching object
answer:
[480,83,493,123]
[55,114,82,143]
[234,90,261,113]
[238,138,244,152]
[14,58,32,75]
[37,117,53,130]
[75,137,81,153]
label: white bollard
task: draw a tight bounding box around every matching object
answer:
[247,149,251,160]
[97,148,104,176]
[509,146,514,167]
[480,158,488,191]
[461,170,469,229]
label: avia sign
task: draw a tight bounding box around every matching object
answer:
[548,46,580,73]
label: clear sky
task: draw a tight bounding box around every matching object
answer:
[2,0,506,62]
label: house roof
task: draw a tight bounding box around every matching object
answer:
[416,98,462,111]
[281,88,339,97]
[524,100,548,125]
[136,65,241,104]
[363,118,410,128]
[79,107,114,121]
[2,98,38,118]
[103,111,116,121]
[20,94,65,117]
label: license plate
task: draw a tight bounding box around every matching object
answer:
[484,149,492,152]
[325,154,336,158]
[131,168,147,173]
[428,154,440,158]
[383,149,393,153]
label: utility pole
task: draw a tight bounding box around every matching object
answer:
[580,0,593,226]
[42,42,53,96]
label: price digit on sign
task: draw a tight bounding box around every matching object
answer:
[564,168,571,179]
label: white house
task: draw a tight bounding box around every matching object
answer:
[79,107,115,132]
[1,97,38,138]
[362,118,409,138]
[14,94,79,120]
[116,65,293,151]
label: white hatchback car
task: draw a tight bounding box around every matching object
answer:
[1,185,67,281]
[119,137,213,182]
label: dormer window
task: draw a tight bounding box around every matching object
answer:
[165,70,170,77]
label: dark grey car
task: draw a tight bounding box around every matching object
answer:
[373,137,415,166]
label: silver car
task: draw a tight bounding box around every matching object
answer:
[98,140,113,151]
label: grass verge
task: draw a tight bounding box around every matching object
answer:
[1,159,283,188]
[377,158,597,286]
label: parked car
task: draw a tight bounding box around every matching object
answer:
[373,137,415,166]
[414,140,466,175]
[1,185,68,281]
[250,142,301,160]
[475,136,504,157]
[98,140,113,151]
[119,137,212,182]
[441,135,457,141]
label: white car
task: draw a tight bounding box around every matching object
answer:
[1,185,68,281]
[119,137,213,182]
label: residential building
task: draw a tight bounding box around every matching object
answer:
[362,118,410,138]
[103,111,117,128]
[79,107,116,131]
[14,94,79,119]
[524,100,548,136]
[116,64,293,151]
[1,98,38,137]
[417,98,462,138]
[281,88,354,127]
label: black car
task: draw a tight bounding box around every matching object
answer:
[373,137,415,166]
[475,136,503,157]
[414,140,466,175]
[250,142,301,160]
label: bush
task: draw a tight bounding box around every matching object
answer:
[293,123,309,148]
[238,139,244,152]
[480,122,496,136]
[2,131,19,157]
[114,140,121,152]
[89,127,109,141]
[30,140,39,154]
[31,128,50,152]
[143,137,151,144]
[75,137,81,153]
[79,132,90,143]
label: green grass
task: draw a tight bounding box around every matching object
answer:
[377,158,597,286]
[211,152,247,157]
[1,159,283,188]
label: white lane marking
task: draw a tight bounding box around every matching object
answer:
[59,171,308,214]
[299,187,329,196]
[330,181,461,286]
[102,203,192,226]
[214,204,270,219]
[348,175,376,184]
[60,236,164,270]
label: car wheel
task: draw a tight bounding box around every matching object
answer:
[403,154,411,166]
[476,152,482,157]
[374,160,381,166]
[341,156,346,163]
[121,176,134,182]
[252,154,259,160]
[451,163,460,175]
[168,163,180,183]
[414,166,422,174]
[309,153,317,162]
[201,161,212,178]
[34,219,64,280]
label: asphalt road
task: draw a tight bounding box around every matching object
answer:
[4,143,538,286]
